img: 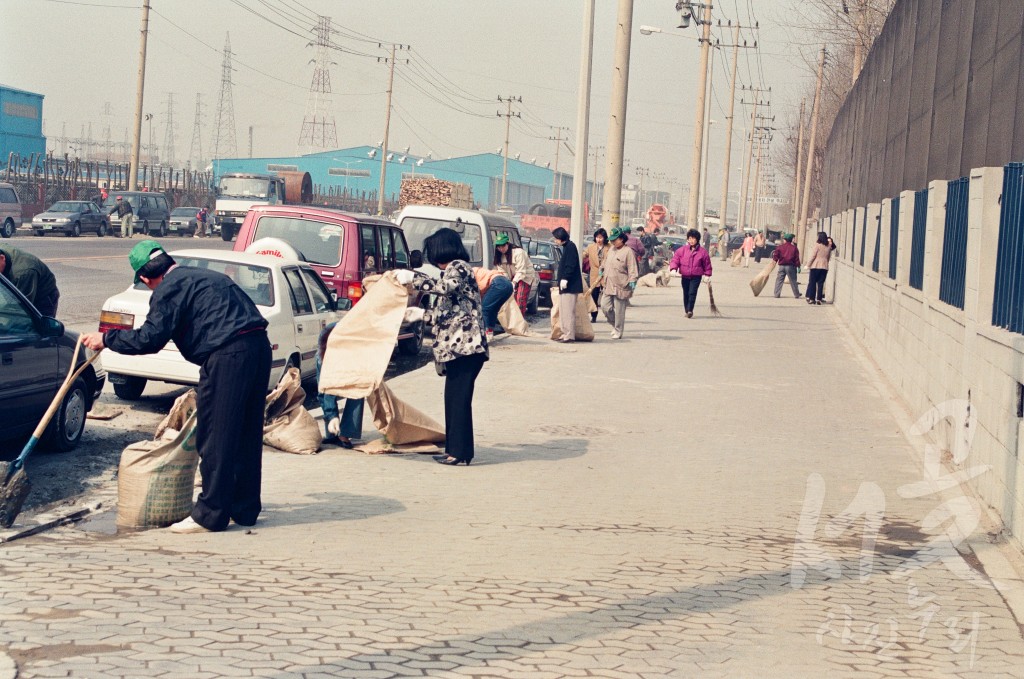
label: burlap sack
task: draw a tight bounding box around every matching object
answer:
[319,271,409,399]
[367,382,445,445]
[549,288,595,342]
[638,272,660,287]
[497,297,532,336]
[750,260,778,297]
[731,248,743,266]
[117,391,199,528]
[263,367,321,454]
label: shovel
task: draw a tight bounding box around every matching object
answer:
[0,338,102,528]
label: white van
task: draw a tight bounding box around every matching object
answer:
[0,182,22,238]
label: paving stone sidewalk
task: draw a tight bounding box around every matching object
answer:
[2,265,1023,678]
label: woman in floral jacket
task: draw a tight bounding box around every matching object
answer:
[422,228,488,466]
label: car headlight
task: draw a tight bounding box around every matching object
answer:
[57,217,70,223]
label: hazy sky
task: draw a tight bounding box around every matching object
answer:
[2,0,816,202]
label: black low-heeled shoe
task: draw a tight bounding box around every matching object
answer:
[435,456,470,466]
[339,438,354,449]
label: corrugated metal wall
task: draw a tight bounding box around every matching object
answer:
[821,0,1024,214]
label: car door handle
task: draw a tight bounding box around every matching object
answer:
[296,324,303,333]
[2,353,11,366]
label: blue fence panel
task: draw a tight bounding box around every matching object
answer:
[939,177,969,310]
[851,211,858,262]
[909,189,928,290]
[871,211,882,272]
[859,209,868,266]
[993,163,1024,334]
[888,196,900,279]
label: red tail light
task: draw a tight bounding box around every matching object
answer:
[99,310,134,333]
[538,269,553,281]
[345,283,363,304]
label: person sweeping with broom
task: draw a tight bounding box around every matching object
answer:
[669,228,714,319]
[81,240,271,534]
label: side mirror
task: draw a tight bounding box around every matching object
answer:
[410,250,424,269]
[40,317,64,338]
[335,298,353,311]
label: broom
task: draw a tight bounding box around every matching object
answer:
[707,281,722,317]
[0,339,102,528]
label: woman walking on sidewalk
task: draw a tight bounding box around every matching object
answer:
[493,234,536,317]
[422,228,488,466]
[669,228,713,319]
[754,231,766,263]
[741,232,755,268]
[552,227,584,343]
[805,232,832,305]
[582,228,610,322]
[599,227,638,339]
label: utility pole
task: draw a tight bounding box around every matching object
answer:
[589,145,603,222]
[798,47,826,255]
[791,98,805,230]
[248,126,253,158]
[737,101,757,231]
[162,93,176,167]
[298,15,339,153]
[188,93,203,169]
[685,1,713,230]
[570,0,596,242]
[850,0,867,85]
[128,0,151,190]
[549,126,569,199]
[698,44,715,230]
[497,95,522,207]
[377,43,408,215]
[718,22,756,231]
[212,33,238,161]
[600,0,634,233]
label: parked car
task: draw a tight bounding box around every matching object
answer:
[98,249,343,400]
[0,275,105,453]
[0,182,22,238]
[232,204,426,355]
[396,205,537,314]
[726,230,779,258]
[100,191,171,237]
[168,207,201,236]
[31,200,110,237]
[525,239,563,308]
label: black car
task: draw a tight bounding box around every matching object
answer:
[727,231,779,258]
[31,201,110,237]
[525,239,563,308]
[0,276,105,453]
[101,191,171,237]
[168,207,201,236]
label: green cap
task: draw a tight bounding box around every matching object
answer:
[494,233,510,246]
[783,233,795,241]
[609,227,625,241]
[129,239,166,283]
[622,225,632,233]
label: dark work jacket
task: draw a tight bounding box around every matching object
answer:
[556,241,585,294]
[0,246,58,307]
[104,266,268,366]
[114,201,133,218]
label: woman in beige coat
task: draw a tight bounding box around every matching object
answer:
[581,228,610,322]
[493,234,537,316]
[805,231,832,305]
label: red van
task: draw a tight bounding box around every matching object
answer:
[233,205,425,354]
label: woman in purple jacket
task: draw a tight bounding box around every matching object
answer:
[669,228,714,318]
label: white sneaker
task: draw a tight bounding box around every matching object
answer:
[168,516,211,534]
[611,329,622,340]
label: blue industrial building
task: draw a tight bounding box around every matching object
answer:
[0,85,46,167]
[213,146,600,214]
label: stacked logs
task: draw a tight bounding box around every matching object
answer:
[399,178,473,209]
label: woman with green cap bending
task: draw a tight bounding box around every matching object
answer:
[493,233,536,316]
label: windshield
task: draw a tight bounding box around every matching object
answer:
[134,257,274,307]
[253,216,343,266]
[103,195,132,209]
[171,207,197,216]
[532,241,558,260]
[400,216,484,265]
[49,202,85,212]
[219,177,270,199]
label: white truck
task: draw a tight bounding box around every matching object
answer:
[215,171,312,241]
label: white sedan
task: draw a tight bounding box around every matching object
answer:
[97,249,343,400]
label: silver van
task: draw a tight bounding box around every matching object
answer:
[100,191,171,236]
[0,182,22,238]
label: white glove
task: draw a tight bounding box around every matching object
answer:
[702,276,711,284]
[327,417,341,436]
[559,279,568,291]
[394,269,416,285]
[403,306,425,324]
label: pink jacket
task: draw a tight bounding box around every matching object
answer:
[742,236,755,254]
[670,245,713,278]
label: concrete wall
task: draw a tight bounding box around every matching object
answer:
[828,165,1024,549]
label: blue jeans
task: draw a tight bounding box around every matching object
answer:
[315,350,364,440]
[481,276,513,331]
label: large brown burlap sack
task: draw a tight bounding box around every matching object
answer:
[263,367,321,455]
[731,248,743,267]
[497,297,532,336]
[637,272,660,288]
[319,271,409,399]
[750,260,778,297]
[117,391,199,529]
[367,382,445,446]
[549,288,595,342]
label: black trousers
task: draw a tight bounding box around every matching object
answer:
[754,246,765,263]
[680,276,702,313]
[807,268,829,301]
[443,352,486,462]
[193,331,272,531]
[590,285,602,320]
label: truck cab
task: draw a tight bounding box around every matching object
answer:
[214,173,286,241]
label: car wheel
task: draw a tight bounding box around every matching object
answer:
[397,322,423,356]
[0,219,13,238]
[97,221,107,237]
[43,377,88,452]
[70,221,82,237]
[34,230,44,237]
[113,375,147,401]
[221,223,234,241]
